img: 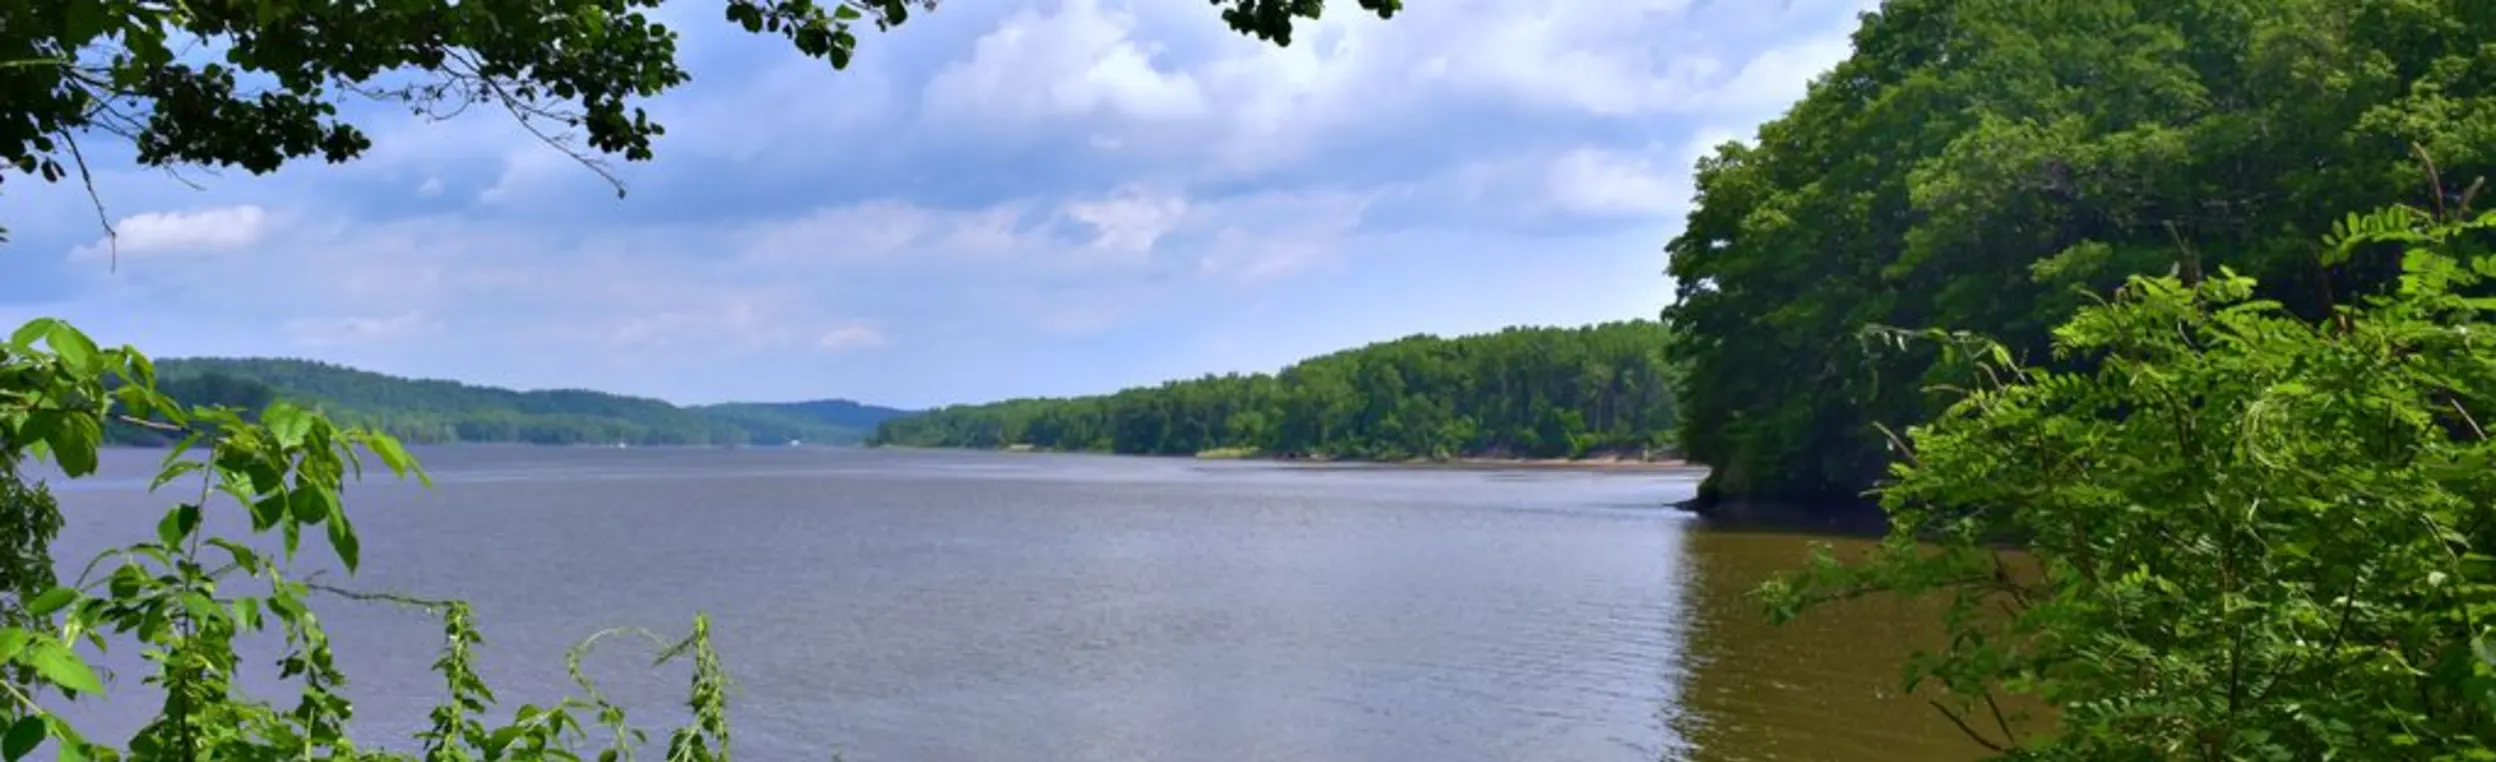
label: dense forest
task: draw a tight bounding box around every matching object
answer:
[107,358,912,447]
[1663,0,2496,506]
[872,321,1681,460]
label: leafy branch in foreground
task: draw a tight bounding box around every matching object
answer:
[0,317,743,761]
[1757,196,2496,760]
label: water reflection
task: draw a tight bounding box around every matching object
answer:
[1671,529,1989,762]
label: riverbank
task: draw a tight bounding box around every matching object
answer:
[1197,447,1704,473]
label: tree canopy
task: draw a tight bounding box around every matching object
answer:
[873,321,1683,461]
[1665,0,2496,507]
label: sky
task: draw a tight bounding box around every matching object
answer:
[0,0,1872,409]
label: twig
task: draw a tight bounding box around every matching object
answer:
[1928,699,2009,753]
[303,578,456,611]
[112,413,186,433]
[62,131,116,272]
[1982,689,2019,748]
[2450,397,2485,442]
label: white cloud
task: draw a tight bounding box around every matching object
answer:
[68,205,270,262]
[0,0,1879,408]
[738,202,949,265]
[1544,148,1687,218]
[922,0,1208,125]
[816,323,890,352]
[1062,187,1187,261]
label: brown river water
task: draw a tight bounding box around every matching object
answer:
[41,446,1995,761]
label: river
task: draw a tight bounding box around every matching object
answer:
[40,446,1984,761]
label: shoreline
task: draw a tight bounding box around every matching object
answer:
[976,444,1709,474]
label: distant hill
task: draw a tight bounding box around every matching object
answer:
[872,320,1681,461]
[113,357,914,447]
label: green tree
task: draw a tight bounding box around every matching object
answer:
[871,321,1687,462]
[1758,201,2496,759]
[1666,0,2496,510]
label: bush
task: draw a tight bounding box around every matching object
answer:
[0,318,736,761]
[1758,202,2496,759]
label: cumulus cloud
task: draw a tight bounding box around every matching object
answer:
[0,0,1875,407]
[68,205,271,262]
[922,0,1209,125]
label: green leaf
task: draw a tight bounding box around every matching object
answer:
[248,491,286,531]
[265,402,311,448]
[43,322,98,375]
[149,460,204,492]
[365,433,420,481]
[7,318,58,350]
[26,642,101,696]
[834,3,862,20]
[289,482,335,525]
[44,414,100,478]
[61,1,113,45]
[154,504,200,548]
[2,716,41,761]
[0,630,30,663]
[326,508,361,573]
[25,587,75,618]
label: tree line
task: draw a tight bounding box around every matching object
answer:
[872,321,1682,460]
[1664,0,2496,507]
[105,358,911,447]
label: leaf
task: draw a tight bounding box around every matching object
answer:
[61,1,113,45]
[156,504,200,550]
[1,717,38,762]
[7,318,58,350]
[0,630,29,663]
[265,402,311,448]
[25,587,75,618]
[364,433,421,482]
[43,414,100,478]
[326,508,361,573]
[26,642,101,696]
[149,460,204,493]
[288,482,334,525]
[42,322,98,375]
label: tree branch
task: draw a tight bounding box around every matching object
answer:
[1929,699,2009,753]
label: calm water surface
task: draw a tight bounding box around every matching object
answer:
[44,446,1983,761]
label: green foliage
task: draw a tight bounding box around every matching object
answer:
[1756,204,2496,759]
[1666,0,2496,506]
[872,321,1684,461]
[0,319,748,760]
[108,358,911,448]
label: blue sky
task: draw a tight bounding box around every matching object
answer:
[0,0,1869,409]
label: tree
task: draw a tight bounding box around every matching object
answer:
[1665,0,2496,510]
[1757,199,2496,759]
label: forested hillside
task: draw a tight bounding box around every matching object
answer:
[111,358,912,447]
[871,321,1680,461]
[1664,0,2496,506]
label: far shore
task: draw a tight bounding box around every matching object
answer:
[911,443,1710,474]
